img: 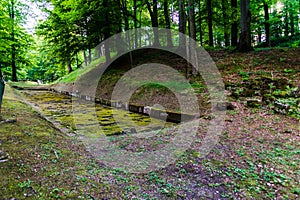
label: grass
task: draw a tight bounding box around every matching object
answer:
[0,86,118,199]
[54,52,117,84]
[53,58,103,84]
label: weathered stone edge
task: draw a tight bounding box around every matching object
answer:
[51,88,197,123]
[11,84,198,123]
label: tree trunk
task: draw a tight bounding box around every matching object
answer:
[83,50,87,66]
[97,44,102,58]
[231,0,238,47]
[0,69,5,120]
[104,41,111,64]
[164,0,173,47]
[146,0,160,46]
[188,0,196,41]
[88,48,92,64]
[115,0,123,54]
[76,53,79,69]
[121,0,131,51]
[121,0,129,31]
[258,29,262,43]
[10,0,17,81]
[67,62,73,73]
[199,16,203,46]
[188,0,198,76]
[207,0,213,46]
[284,2,289,37]
[198,0,203,46]
[134,0,138,47]
[263,1,270,47]
[152,0,159,46]
[120,0,132,64]
[12,45,17,81]
[103,0,111,63]
[222,0,230,46]
[237,0,253,52]
[178,0,187,48]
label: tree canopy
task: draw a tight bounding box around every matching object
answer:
[0,0,299,82]
[0,0,33,81]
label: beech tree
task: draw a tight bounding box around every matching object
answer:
[146,0,160,46]
[1,0,299,84]
[29,0,300,79]
[178,0,187,47]
[222,0,230,46]
[188,0,196,41]
[237,0,253,52]
[231,0,238,47]
[164,0,173,47]
[207,0,213,46]
[0,0,32,81]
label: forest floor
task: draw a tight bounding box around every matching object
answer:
[0,85,123,199]
[2,48,300,199]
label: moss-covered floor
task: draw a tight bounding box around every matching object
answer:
[19,90,174,137]
[0,86,120,199]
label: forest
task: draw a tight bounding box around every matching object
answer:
[0,0,299,82]
[0,0,300,199]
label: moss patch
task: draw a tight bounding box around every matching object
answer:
[19,90,174,136]
[0,86,120,199]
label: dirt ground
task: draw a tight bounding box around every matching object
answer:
[2,48,300,199]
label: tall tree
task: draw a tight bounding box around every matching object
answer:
[231,0,238,47]
[178,0,187,47]
[164,0,173,47]
[8,0,17,81]
[103,0,111,63]
[237,0,253,52]
[37,1,78,73]
[283,1,289,37]
[222,0,230,46]
[133,0,138,47]
[0,68,4,120]
[188,0,196,41]
[146,0,160,46]
[0,1,11,70]
[263,0,270,46]
[198,0,204,46]
[207,0,214,46]
[0,0,32,81]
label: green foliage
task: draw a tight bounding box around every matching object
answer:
[26,37,65,83]
[257,33,300,48]
[18,179,31,189]
[54,55,107,83]
[239,70,249,81]
[0,0,33,81]
[275,98,300,119]
[1,0,299,82]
